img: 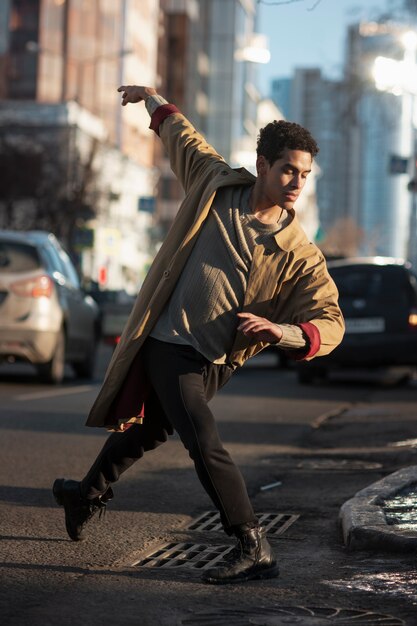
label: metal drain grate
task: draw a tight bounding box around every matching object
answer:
[185,510,299,535]
[133,542,233,570]
[179,606,404,625]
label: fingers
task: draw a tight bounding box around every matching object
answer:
[117,85,141,106]
[237,312,265,329]
[237,317,269,333]
[239,321,270,334]
[236,313,282,343]
[118,86,128,106]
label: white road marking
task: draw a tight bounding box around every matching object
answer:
[14,385,96,401]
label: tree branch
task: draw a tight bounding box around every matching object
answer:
[258,0,323,9]
[258,0,303,5]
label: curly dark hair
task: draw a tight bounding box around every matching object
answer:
[256,120,319,165]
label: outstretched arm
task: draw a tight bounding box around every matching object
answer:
[117,85,226,193]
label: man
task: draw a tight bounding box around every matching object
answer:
[53,85,344,585]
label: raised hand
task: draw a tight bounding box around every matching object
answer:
[117,85,157,106]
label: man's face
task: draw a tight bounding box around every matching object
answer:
[257,148,312,210]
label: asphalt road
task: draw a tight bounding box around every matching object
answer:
[1,346,417,626]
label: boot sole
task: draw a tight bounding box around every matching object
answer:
[52,478,85,542]
[53,478,65,506]
[202,564,280,585]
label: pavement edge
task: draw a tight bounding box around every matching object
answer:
[339,465,417,551]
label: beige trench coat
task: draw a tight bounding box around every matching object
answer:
[86,108,344,430]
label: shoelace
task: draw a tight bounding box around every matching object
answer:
[98,501,109,520]
[94,499,108,520]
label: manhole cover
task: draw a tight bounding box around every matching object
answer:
[296,459,382,471]
[133,542,233,570]
[185,511,299,535]
[179,606,404,625]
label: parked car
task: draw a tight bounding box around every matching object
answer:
[296,257,417,383]
[0,230,100,383]
[87,288,135,348]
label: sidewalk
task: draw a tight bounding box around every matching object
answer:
[340,466,417,551]
[310,379,417,553]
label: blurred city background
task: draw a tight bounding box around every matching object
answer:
[3,6,417,621]
[2,0,417,289]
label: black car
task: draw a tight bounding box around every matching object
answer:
[296,257,417,383]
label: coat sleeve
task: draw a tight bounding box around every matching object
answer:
[285,245,345,360]
[151,106,227,194]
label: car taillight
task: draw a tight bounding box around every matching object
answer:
[104,335,121,347]
[10,274,53,298]
[409,309,417,328]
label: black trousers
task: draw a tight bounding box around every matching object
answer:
[80,337,257,534]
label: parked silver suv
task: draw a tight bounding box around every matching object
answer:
[0,230,100,383]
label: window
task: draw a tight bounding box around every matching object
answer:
[8,0,41,99]
[51,241,80,289]
[0,241,41,273]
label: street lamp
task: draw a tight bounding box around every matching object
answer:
[372,30,417,263]
[234,34,271,64]
[373,32,417,95]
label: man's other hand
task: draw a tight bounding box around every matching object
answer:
[117,85,157,106]
[237,312,283,344]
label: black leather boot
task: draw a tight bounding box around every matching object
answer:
[53,478,113,541]
[202,524,279,584]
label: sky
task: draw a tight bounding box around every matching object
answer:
[257,0,396,96]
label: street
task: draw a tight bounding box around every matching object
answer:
[1,346,417,625]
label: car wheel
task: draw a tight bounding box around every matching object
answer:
[37,327,66,384]
[297,366,327,385]
[277,352,289,369]
[297,368,315,384]
[73,338,97,379]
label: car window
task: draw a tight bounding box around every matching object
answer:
[329,266,410,305]
[41,243,63,274]
[330,269,383,298]
[0,241,41,273]
[48,239,80,289]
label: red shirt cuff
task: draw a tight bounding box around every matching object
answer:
[149,104,180,135]
[288,322,321,361]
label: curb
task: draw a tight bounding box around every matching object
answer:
[339,465,417,552]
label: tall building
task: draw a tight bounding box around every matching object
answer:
[154,0,265,234]
[202,0,261,168]
[270,77,291,119]
[153,0,203,231]
[344,21,414,259]
[0,0,160,291]
[290,68,349,238]
[275,69,349,239]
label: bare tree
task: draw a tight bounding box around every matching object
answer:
[318,217,364,258]
[0,126,100,255]
[257,0,322,9]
